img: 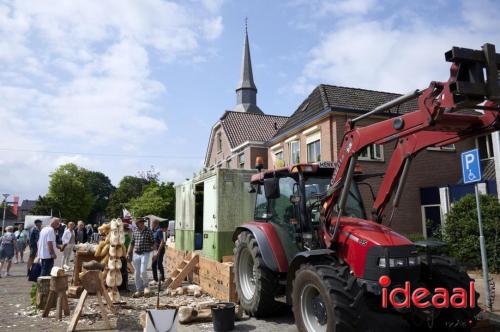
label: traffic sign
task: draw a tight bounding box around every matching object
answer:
[461,149,482,184]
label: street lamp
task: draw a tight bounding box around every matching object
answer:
[2,193,9,235]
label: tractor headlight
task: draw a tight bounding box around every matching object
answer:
[408,256,419,266]
[379,257,417,268]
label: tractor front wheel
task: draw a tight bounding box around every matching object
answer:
[234,231,278,317]
[292,263,364,332]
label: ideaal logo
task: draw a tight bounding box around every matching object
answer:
[379,275,476,309]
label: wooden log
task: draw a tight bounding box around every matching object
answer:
[67,285,83,298]
[36,276,51,309]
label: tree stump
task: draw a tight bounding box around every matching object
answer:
[36,276,52,309]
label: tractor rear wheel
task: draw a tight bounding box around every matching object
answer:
[409,255,480,331]
[234,231,278,317]
[292,262,364,332]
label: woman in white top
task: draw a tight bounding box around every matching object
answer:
[61,222,76,270]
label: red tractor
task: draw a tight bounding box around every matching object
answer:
[233,44,500,332]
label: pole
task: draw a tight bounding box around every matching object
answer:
[474,184,492,311]
[1,194,8,236]
[1,199,6,236]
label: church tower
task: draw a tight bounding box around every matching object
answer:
[234,22,263,114]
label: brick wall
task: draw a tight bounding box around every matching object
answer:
[268,113,475,236]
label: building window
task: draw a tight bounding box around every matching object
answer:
[477,134,494,160]
[275,150,283,162]
[307,140,321,162]
[217,132,222,153]
[226,159,231,168]
[238,153,245,168]
[359,144,383,161]
[290,141,300,164]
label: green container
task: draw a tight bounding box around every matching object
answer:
[201,231,235,261]
[175,229,195,252]
[175,168,257,261]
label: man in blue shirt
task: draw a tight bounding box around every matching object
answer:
[27,219,42,275]
[151,219,165,284]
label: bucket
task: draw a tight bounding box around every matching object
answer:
[194,232,203,250]
[211,302,235,331]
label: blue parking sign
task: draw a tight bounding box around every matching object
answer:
[461,149,482,184]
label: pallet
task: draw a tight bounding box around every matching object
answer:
[165,247,238,302]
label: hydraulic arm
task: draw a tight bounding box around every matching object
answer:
[321,43,500,248]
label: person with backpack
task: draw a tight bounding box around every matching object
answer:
[14,223,29,264]
[0,226,17,277]
[27,219,42,275]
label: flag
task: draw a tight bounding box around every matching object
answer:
[122,208,131,219]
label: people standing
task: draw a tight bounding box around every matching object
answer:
[151,219,165,285]
[38,218,60,276]
[14,223,29,264]
[75,221,88,244]
[86,224,93,242]
[27,219,42,275]
[0,226,17,277]
[127,218,154,297]
[61,221,75,270]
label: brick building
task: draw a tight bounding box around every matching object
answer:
[266,84,477,236]
[204,27,288,170]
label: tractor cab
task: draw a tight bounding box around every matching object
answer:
[249,161,366,261]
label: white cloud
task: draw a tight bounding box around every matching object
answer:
[294,0,500,94]
[320,0,376,16]
[0,0,224,198]
[203,16,224,41]
[201,0,225,13]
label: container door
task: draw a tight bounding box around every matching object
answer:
[203,176,218,232]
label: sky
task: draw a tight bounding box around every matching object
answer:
[1,0,499,200]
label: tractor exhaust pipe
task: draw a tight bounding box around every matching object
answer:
[352,89,422,124]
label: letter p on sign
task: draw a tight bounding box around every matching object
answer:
[461,149,481,184]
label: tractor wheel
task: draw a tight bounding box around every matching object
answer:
[292,263,364,332]
[410,255,480,331]
[233,231,278,317]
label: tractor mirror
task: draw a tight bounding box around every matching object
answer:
[264,177,280,199]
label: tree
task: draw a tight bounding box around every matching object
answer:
[46,163,94,221]
[129,182,175,219]
[138,165,160,184]
[444,194,500,272]
[106,176,149,218]
[31,195,60,216]
[83,170,115,224]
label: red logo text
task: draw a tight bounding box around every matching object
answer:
[379,275,475,309]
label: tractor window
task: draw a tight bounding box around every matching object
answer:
[254,185,268,220]
[268,177,297,225]
[344,183,366,219]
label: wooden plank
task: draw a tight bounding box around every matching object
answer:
[168,254,199,289]
[67,289,88,332]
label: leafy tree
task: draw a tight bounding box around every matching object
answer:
[83,170,115,224]
[444,194,500,272]
[46,163,95,221]
[138,165,161,184]
[129,182,175,219]
[106,176,149,218]
[31,195,60,216]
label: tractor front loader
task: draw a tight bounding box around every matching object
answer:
[233,44,500,332]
